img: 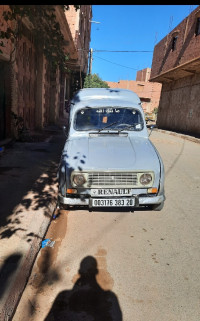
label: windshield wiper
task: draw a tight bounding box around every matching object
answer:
[117,123,141,132]
[98,121,120,133]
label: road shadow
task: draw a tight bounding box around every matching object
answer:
[165,139,185,177]
[27,246,61,317]
[63,205,154,213]
[44,256,123,321]
[0,131,66,241]
[0,253,22,299]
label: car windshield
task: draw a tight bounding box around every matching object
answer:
[74,107,144,131]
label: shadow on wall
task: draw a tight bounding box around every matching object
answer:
[44,256,123,321]
[173,19,196,68]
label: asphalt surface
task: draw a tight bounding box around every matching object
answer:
[12,128,200,321]
[0,122,66,321]
[0,122,199,321]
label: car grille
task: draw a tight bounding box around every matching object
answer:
[87,172,138,188]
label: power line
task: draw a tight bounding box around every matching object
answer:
[168,15,173,33]
[79,49,153,53]
[93,50,153,53]
[93,54,141,70]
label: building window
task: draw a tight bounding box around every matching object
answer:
[172,36,178,51]
[195,17,200,36]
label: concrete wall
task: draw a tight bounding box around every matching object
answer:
[0,5,92,138]
[136,68,151,82]
[157,73,200,135]
[0,5,13,60]
[0,7,57,133]
[150,5,200,136]
[14,26,37,130]
[65,5,92,76]
[151,5,200,79]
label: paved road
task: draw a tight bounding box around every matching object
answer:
[0,126,66,321]
[13,130,200,321]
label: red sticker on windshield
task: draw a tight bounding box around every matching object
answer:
[102,116,107,123]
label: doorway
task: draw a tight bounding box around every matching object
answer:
[0,61,11,140]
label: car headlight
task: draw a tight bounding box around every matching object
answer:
[73,174,86,186]
[140,173,152,185]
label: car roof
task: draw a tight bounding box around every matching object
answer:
[71,88,141,106]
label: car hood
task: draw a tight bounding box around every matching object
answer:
[62,135,160,172]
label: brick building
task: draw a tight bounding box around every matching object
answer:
[150,5,200,136]
[106,68,162,114]
[64,5,92,97]
[136,67,151,82]
[0,5,92,140]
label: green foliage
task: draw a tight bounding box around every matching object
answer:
[83,74,110,88]
[0,5,80,70]
[153,107,158,114]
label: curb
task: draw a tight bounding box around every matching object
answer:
[154,128,200,144]
[0,139,14,155]
[1,188,58,321]
[0,127,65,321]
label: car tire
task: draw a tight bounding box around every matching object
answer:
[61,204,69,210]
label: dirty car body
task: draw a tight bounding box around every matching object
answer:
[58,88,165,211]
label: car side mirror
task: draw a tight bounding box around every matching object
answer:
[149,124,156,137]
[62,125,68,138]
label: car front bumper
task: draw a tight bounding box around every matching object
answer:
[58,194,165,208]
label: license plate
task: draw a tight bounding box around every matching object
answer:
[91,188,132,197]
[91,198,135,207]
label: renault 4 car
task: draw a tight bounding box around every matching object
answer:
[58,88,165,211]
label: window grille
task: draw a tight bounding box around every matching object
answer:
[195,17,200,36]
[171,36,178,51]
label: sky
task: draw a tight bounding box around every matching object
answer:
[89,5,199,82]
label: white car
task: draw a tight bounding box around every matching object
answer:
[58,88,165,211]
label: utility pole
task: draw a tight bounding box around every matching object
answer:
[88,20,100,75]
[89,48,93,75]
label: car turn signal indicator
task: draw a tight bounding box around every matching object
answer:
[67,189,77,194]
[148,187,158,194]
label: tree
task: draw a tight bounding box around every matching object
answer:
[83,73,110,88]
[153,107,158,114]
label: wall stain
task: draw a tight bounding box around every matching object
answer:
[31,209,68,289]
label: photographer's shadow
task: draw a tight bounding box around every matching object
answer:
[44,256,122,321]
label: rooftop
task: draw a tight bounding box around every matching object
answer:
[71,88,141,105]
